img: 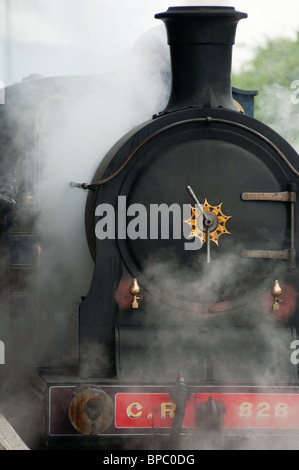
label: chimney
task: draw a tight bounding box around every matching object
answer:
[155,6,247,112]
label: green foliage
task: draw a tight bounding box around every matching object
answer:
[233,35,299,89]
[232,35,299,150]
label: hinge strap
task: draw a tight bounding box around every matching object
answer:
[241,191,296,202]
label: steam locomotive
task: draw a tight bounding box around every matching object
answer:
[1,6,299,450]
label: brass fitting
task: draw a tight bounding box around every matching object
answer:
[272,280,283,311]
[129,278,143,309]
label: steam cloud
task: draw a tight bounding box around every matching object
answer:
[0,20,171,449]
[0,1,299,452]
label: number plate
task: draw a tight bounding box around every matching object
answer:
[115,392,299,429]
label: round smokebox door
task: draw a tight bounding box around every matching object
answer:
[118,119,289,305]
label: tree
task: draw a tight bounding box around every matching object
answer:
[232,34,299,150]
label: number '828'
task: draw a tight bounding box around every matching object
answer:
[239,402,288,419]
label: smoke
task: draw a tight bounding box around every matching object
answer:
[181,0,232,4]
[119,245,294,377]
[257,83,299,151]
[0,18,171,448]
[32,23,170,360]
[1,2,299,451]
[116,253,299,451]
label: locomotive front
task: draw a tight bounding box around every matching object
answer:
[47,7,299,449]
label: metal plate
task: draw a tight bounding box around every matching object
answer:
[68,386,114,435]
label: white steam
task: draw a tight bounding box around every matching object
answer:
[32,25,170,354]
[1,3,299,451]
[257,83,299,151]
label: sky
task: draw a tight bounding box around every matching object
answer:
[0,0,299,86]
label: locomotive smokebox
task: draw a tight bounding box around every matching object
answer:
[155,6,247,112]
